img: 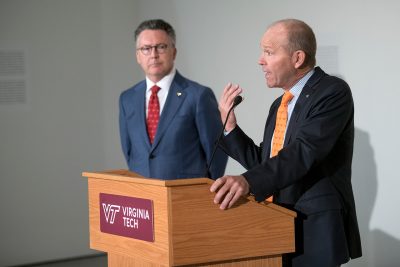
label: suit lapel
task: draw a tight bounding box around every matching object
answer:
[284,86,313,145]
[136,84,152,148]
[262,100,280,160]
[284,67,325,145]
[150,72,187,151]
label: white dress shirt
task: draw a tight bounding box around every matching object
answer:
[145,68,176,117]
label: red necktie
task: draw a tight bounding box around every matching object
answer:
[267,91,294,202]
[147,85,161,144]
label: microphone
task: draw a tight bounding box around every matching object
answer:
[205,95,243,178]
[232,95,243,107]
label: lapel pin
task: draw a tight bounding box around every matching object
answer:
[177,92,182,96]
[306,94,309,98]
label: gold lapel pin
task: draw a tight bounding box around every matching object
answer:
[177,92,182,96]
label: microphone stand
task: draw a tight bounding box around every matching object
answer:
[205,96,242,178]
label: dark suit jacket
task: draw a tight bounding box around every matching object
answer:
[119,71,227,179]
[220,67,362,266]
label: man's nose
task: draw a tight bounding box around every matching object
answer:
[150,47,160,56]
[258,55,265,65]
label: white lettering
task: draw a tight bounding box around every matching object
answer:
[102,204,120,224]
[120,206,150,220]
[123,217,139,228]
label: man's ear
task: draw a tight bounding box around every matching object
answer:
[136,50,141,64]
[173,47,177,60]
[292,50,306,69]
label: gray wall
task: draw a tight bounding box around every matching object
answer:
[0,0,399,266]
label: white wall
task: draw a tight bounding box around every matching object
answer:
[0,0,399,266]
[0,0,105,265]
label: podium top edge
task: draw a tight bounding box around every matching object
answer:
[83,169,296,217]
[82,169,213,187]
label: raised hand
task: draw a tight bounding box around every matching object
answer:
[219,83,243,132]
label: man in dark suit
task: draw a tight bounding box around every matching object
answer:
[210,19,362,266]
[119,19,227,179]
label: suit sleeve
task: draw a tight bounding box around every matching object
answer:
[119,93,131,165]
[219,125,264,170]
[244,80,354,201]
[195,88,228,179]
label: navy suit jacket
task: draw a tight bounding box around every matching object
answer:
[220,67,362,266]
[119,71,227,180]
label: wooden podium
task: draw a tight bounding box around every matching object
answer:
[82,170,296,267]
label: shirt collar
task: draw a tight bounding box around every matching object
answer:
[146,67,176,93]
[289,68,315,98]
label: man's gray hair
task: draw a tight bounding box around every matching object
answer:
[134,19,176,47]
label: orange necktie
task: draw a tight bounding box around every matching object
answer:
[147,85,161,144]
[267,91,294,202]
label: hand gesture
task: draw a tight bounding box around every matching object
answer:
[219,83,243,132]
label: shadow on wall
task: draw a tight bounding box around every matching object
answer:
[345,128,400,267]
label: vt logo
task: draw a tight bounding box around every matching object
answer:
[102,203,120,224]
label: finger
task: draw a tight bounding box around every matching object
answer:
[213,181,231,204]
[221,83,233,102]
[227,86,242,105]
[220,84,232,109]
[219,190,235,210]
[223,88,242,110]
[225,176,249,209]
[227,84,240,99]
[221,83,243,110]
[214,187,228,204]
[224,83,239,99]
[223,82,233,95]
[228,191,242,209]
[210,177,224,192]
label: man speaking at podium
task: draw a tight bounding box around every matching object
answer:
[119,19,227,179]
[210,19,362,267]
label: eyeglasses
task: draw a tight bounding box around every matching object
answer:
[137,44,169,55]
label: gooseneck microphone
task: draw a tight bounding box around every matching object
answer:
[205,95,243,178]
[232,95,243,107]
